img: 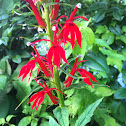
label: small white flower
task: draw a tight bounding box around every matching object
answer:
[76,3,81,9]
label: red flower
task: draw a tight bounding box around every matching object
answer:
[29,26,69,69]
[28,79,64,112]
[56,3,88,48]
[18,59,36,82]
[31,46,52,77]
[50,0,60,20]
[25,0,46,28]
[64,57,98,88]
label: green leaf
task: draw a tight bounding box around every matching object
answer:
[12,55,21,64]
[75,98,103,126]
[0,118,5,125]
[31,118,38,126]
[53,107,69,126]
[82,27,95,46]
[85,52,110,73]
[0,75,7,90]
[0,37,9,46]
[94,87,114,97]
[113,10,122,21]
[0,90,9,118]
[95,10,106,23]
[6,115,16,122]
[0,60,6,74]
[99,47,126,61]
[95,38,112,49]
[94,108,121,126]
[116,35,126,44]
[101,32,115,45]
[18,116,31,126]
[21,51,31,58]
[114,88,126,99]
[107,56,122,72]
[13,81,31,108]
[49,116,60,126]
[0,0,14,14]
[73,26,94,58]
[95,25,108,34]
[109,25,121,36]
[6,60,12,76]
[122,26,126,33]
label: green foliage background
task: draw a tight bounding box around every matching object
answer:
[0,0,126,125]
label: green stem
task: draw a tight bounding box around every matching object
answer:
[44,6,64,107]
[44,6,53,44]
[53,69,64,107]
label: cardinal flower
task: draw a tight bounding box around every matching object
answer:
[28,79,64,112]
[29,26,69,69]
[25,0,46,28]
[31,45,51,77]
[56,3,88,48]
[64,57,98,88]
[18,45,51,82]
[18,59,36,82]
[50,0,60,20]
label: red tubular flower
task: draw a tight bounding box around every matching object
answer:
[25,0,46,28]
[64,57,98,88]
[28,79,64,112]
[31,46,52,77]
[50,0,60,20]
[18,60,36,82]
[56,3,88,48]
[29,26,69,69]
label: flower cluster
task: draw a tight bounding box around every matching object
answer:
[18,0,97,111]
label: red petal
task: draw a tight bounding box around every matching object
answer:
[58,46,69,65]
[74,23,82,48]
[77,69,93,88]
[35,96,45,112]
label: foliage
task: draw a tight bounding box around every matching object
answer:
[0,0,126,126]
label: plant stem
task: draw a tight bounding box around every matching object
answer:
[53,69,64,107]
[44,6,64,107]
[44,6,53,43]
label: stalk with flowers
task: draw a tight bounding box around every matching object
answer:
[18,0,102,125]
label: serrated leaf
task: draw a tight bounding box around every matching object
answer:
[95,38,112,49]
[85,52,110,73]
[18,116,31,126]
[49,116,60,126]
[53,107,69,126]
[6,115,16,122]
[75,98,103,126]
[114,88,126,99]
[95,10,106,23]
